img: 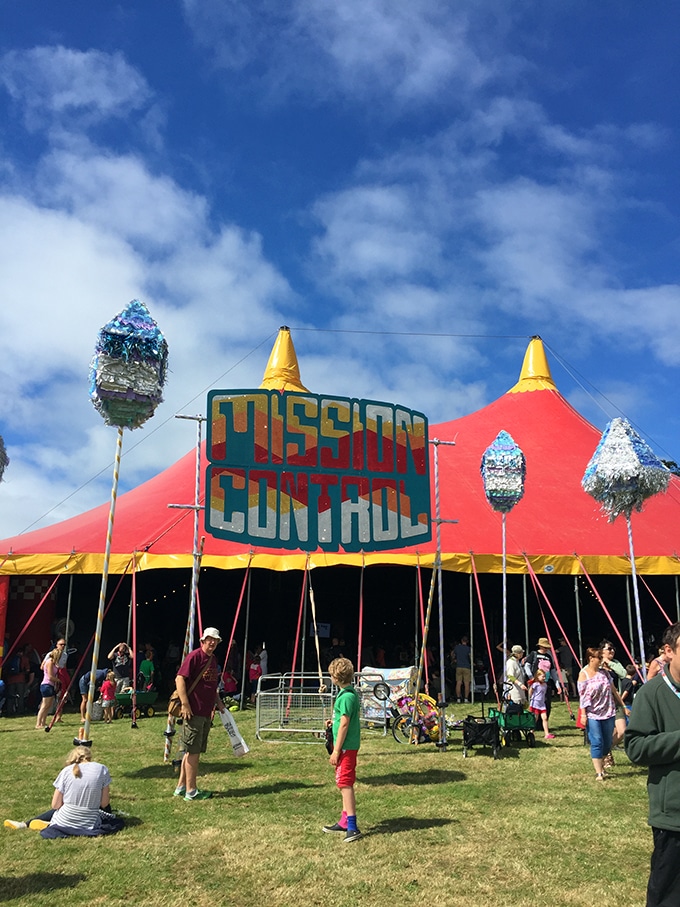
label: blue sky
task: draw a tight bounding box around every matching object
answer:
[0,1,678,539]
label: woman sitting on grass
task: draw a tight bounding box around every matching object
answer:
[3,746,124,838]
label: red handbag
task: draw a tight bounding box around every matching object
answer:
[576,707,587,729]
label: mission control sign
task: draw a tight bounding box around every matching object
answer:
[206,389,431,552]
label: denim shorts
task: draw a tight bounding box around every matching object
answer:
[40,683,56,698]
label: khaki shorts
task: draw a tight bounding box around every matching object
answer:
[181,715,212,754]
[456,667,471,682]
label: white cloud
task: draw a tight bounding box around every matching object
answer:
[0,46,151,132]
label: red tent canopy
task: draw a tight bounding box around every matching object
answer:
[1,337,679,577]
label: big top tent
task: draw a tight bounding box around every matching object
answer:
[1,333,679,581]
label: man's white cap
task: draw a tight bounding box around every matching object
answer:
[200,627,222,642]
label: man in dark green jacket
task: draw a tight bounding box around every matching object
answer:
[625,622,680,907]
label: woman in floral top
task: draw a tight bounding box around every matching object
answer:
[578,647,626,782]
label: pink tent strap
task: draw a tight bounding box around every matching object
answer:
[4,574,60,665]
[470,553,500,708]
[575,554,641,680]
[221,557,253,676]
[523,556,581,671]
[640,575,673,626]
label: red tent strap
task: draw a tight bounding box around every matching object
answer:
[221,557,252,676]
[470,554,501,708]
[575,554,641,678]
[523,557,582,671]
[288,556,310,690]
[130,556,139,725]
[4,574,61,665]
[524,569,575,717]
[639,575,673,626]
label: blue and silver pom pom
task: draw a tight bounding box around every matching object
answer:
[582,417,669,521]
[481,430,526,513]
[0,433,8,483]
[89,299,169,430]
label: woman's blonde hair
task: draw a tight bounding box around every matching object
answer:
[65,746,93,778]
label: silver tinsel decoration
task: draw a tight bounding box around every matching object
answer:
[481,430,526,513]
[582,417,669,521]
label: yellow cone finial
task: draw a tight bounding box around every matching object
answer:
[507,336,557,393]
[260,326,310,393]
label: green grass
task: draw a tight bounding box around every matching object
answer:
[0,703,651,906]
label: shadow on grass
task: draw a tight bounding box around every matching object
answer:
[369,816,458,835]
[362,769,466,785]
[122,760,249,779]
[0,873,86,900]
[216,780,323,798]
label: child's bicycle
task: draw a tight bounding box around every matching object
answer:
[391,692,461,744]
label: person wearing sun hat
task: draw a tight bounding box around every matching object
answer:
[506,645,528,706]
[173,627,226,801]
[524,637,561,723]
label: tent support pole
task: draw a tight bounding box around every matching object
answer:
[523,574,529,656]
[501,514,507,685]
[574,577,583,666]
[627,517,647,680]
[676,576,680,623]
[83,425,124,744]
[626,577,634,656]
[469,573,474,704]
[64,575,74,649]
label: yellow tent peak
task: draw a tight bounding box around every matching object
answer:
[260,326,310,393]
[507,336,557,394]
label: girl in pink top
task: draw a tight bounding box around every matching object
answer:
[100,672,117,724]
[528,669,555,740]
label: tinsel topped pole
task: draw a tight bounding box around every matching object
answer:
[80,300,168,743]
[481,430,526,682]
[582,417,670,680]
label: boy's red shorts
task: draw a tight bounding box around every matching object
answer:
[335,749,357,788]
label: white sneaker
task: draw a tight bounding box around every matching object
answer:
[4,820,27,830]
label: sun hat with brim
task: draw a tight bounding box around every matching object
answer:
[511,645,525,656]
[200,627,222,642]
[537,637,551,648]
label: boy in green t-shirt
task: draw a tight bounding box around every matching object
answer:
[323,657,362,842]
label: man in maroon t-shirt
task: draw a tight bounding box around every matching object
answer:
[174,628,226,801]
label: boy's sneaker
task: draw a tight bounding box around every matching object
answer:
[4,820,27,830]
[184,789,212,801]
[173,786,186,797]
[28,819,49,831]
[322,822,347,833]
[343,828,363,843]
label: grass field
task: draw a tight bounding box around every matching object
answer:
[0,701,651,907]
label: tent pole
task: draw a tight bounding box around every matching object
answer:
[676,576,680,623]
[83,425,124,744]
[64,575,74,649]
[432,438,447,750]
[574,577,583,666]
[469,572,474,704]
[523,574,529,655]
[626,517,647,680]
[626,577,634,656]
[357,556,364,672]
[502,514,507,685]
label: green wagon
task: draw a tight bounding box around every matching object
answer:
[489,705,536,748]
